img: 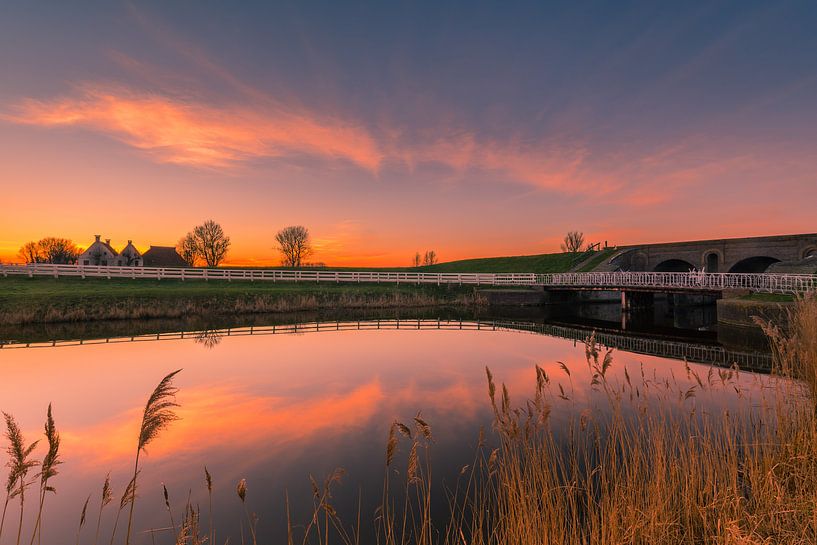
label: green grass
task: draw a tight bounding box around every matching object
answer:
[0,277,484,325]
[575,249,616,272]
[0,276,426,298]
[414,252,580,273]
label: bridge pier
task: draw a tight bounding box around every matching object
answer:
[621,291,654,311]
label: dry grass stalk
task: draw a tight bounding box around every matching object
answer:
[3,413,39,545]
[124,369,182,545]
[93,473,112,545]
[29,404,60,545]
[76,494,90,545]
[204,466,214,545]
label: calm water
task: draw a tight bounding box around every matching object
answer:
[0,304,772,544]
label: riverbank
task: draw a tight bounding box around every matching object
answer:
[716,293,795,350]
[0,277,486,325]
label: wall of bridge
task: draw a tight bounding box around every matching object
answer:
[613,233,817,273]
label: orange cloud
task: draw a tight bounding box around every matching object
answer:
[3,82,620,196]
[386,130,617,195]
[5,85,384,171]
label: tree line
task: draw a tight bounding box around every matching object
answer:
[176,221,315,267]
[16,220,318,268]
[411,250,438,267]
[16,228,600,267]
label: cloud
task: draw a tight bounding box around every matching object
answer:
[4,84,384,171]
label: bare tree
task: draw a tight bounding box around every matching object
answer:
[189,220,231,267]
[412,252,421,267]
[19,241,41,264]
[561,231,585,253]
[20,238,80,264]
[423,250,437,266]
[275,225,312,267]
[176,233,198,267]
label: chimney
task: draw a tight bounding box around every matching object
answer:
[95,235,101,242]
[128,240,132,245]
[105,239,111,245]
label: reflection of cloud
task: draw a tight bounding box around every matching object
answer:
[62,380,386,470]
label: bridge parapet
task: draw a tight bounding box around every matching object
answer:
[538,271,816,294]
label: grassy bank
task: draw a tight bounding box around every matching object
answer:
[0,277,485,325]
[418,249,614,273]
[216,249,613,274]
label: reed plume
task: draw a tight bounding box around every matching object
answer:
[124,369,182,545]
[204,466,213,545]
[162,483,176,535]
[109,474,136,545]
[76,494,90,545]
[93,473,112,545]
[3,413,39,545]
[30,404,61,545]
[236,478,257,545]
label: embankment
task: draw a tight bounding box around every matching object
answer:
[0,277,486,325]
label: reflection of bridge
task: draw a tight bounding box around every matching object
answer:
[1,263,815,294]
[0,319,772,371]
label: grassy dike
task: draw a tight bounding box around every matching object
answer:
[0,276,487,325]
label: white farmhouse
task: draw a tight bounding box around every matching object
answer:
[77,235,143,266]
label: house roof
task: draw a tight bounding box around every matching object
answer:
[79,240,117,257]
[142,246,188,267]
[119,241,141,257]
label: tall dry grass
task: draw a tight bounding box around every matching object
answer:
[304,292,817,545]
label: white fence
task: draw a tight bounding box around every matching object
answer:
[1,263,815,294]
[0,263,536,285]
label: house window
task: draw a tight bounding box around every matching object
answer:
[83,260,89,265]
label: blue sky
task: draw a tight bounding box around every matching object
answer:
[1,0,815,264]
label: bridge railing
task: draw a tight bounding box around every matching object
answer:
[537,271,816,294]
[1,263,814,293]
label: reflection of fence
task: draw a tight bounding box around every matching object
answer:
[0,319,772,371]
[1,263,815,293]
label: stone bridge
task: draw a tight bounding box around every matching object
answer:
[608,233,817,273]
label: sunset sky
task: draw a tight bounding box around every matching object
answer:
[1,1,815,266]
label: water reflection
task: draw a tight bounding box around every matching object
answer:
[0,306,773,544]
[194,329,223,349]
[1,317,772,372]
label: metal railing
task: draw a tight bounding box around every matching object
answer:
[1,263,814,293]
[0,318,772,371]
[536,271,816,294]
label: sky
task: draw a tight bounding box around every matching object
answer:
[0,0,815,266]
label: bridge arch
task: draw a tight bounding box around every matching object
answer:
[727,256,781,273]
[703,249,722,273]
[654,259,696,272]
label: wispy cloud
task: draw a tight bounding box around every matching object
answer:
[5,84,384,171]
[4,83,621,196]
